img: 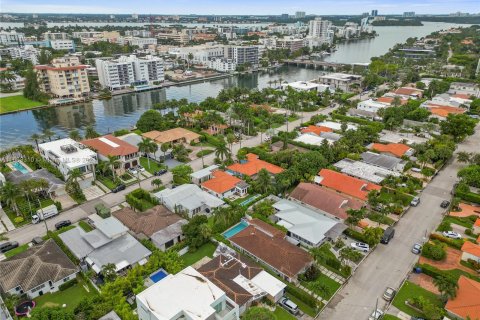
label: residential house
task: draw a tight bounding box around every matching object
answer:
[205,123,229,136]
[118,132,172,161]
[112,206,187,251]
[473,218,480,234]
[368,143,414,158]
[315,169,381,201]
[229,219,313,283]
[282,81,330,93]
[289,182,364,220]
[142,128,200,145]
[136,266,240,320]
[153,184,225,217]
[190,165,219,184]
[197,253,286,314]
[273,199,347,247]
[379,130,429,145]
[294,133,338,146]
[315,120,358,131]
[300,125,333,136]
[38,138,97,188]
[392,87,423,99]
[356,99,390,114]
[460,241,480,263]
[201,170,248,199]
[449,82,479,97]
[361,151,406,172]
[334,158,401,184]
[81,135,139,174]
[59,216,151,273]
[227,153,284,178]
[6,168,66,196]
[427,104,466,120]
[0,239,77,298]
[445,276,480,320]
[317,73,362,92]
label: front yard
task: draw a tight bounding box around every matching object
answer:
[34,278,92,312]
[4,243,29,258]
[140,157,166,174]
[301,273,341,300]
[391,281,443,318]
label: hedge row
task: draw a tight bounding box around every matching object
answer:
[126,188,158,211]
[285,284,319,309]
[416,263,457,283]
[344,228,366,242]
[429,233,463,250]
[455,190,480,204]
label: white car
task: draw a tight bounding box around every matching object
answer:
[368,309,384,320]
[136,165,145,172]
[442,231,462,239]
[128,167,138,175]
[351,242,370,253]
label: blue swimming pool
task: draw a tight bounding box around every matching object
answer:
[12,161,29,174]
[149,269,168,283]
[240,194,261,207]
[222,220,249,238]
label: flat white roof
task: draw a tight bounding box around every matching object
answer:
[284,81,321,91]
[251,271,286,298]
[316,121,358,131]
[190,165,219,180]
[334,159,400,184]
[136,266,225,320]
[294,133,333,146]
[39,138,97,169]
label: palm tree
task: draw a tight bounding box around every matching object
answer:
[160,143,170,162]
[42,128,55,142]
[138,137,156,169]
[29,133,41,151]
[69,129,82,141]
[226,133,235,154]
[106,155,121,181]
[0,181,21,216]
[199,223,212,239]
[214,143,230,161]
[457,151,471,164]
[151,178,163,189]
[67,168,83,184]
[84,125,100,139]
[255,169,272,194]
[433,276,458,301]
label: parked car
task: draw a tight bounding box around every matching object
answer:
[0,241,19,253]
[112,184,126,193]
[440,200,450,208]
[31,237,44,245]
[382,287,396,301]
[128,167,138,175]
[368,309,384,320]
[55,220,71,230]
[411,243,422,254]
[279,297,299,315]
[442,231,462,239]
[381,227,395,244]
[411,167,421,173]
[410,197,420,206]
[136,165,145,172]
[154,169,168,176]
[351,242,369,253]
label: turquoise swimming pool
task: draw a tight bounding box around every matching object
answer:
[12,161,29,174]
[222,220,249,238]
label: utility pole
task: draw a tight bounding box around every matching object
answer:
[37,199,48,233]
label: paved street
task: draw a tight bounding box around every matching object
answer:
[4,106,335,245]
[320,123,480,320]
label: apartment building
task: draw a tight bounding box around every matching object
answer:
[157,29,191,44]
[49,39,75,51]
[0,31,25,46]
[208,57,236,72]
[0,45,39,64]
[125,30,152,37]
[96,55,164,90]
[42,32,69,40]
[170,43,225,64]
[122,37,157,48]
[226,45,259,66]
[35,56,90,98]
[276,37,305,52]
[309,18,332,39]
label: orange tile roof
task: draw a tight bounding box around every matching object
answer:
[446,276,480,320]
[475,219,480,227]
[301,125,333,135]
[227,153,284,177]
[428,105,466,118]
[317,169,381,201]
[461,241,480,258]
[142,128,200,144]
[377,97,408,105]
[201,170,244,194]
[394,87,423,96]
[82,134,138,156]
[371,143,411,158]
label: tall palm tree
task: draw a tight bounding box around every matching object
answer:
[84,125,100,139]
[106,155,121,181]
[214,143,230,161]
[29,133,41,151]
[0,181,21,216]
[69,129,82,141]
[226,133,235,154]
[138,137,156,169]
[67,168,83,184]
[42,128,55,142]
[151,178,162,189]
[433,276,458,301]
[160,143,170,162]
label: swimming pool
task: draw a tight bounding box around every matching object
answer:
[149,268,168,283]
[222,220,249,238]
[240,194,261,207]
[12,161,29,174]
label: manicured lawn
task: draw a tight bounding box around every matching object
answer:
[378,189,413,206]
[0,95,44,114]
[78,220,94,232]
[392,281,443,317]
[34,278,91,311]
[4,243,30,258]
[285,292,319,317]
[442,215,476,229]
[301,273,341,300]
[274,307,297,320]
[196,149,214,157]
[181,242,216,266]
[140,157,165,174]
[97,175,118,190]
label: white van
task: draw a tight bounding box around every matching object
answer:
[279,297,299,315]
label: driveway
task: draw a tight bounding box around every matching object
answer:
[319,123,480,320]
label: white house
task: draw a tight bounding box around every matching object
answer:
[449,82,479,97]
[136,266,240,320]
[357,99,390,114]
[282,81,330,93]
[316,120,358,131]
[190,165,219,185]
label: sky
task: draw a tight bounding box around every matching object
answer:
[1,0,479,15]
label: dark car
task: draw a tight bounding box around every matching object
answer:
[154,169,168,176]
[32,237,44,245]
[440,200,450,208]
[112,184,126,193]
[0,241,19,253]
[55,220,71,230]
[381,227,395,244]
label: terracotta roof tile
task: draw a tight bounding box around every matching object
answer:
[377,97,408,105]
[289,182,364,220]
[461,241,480,258]
[428,105,466,117]
[227,153,284,177]
[445,276,480,320]
[394,87,423,96]
[142,128,200,144]
[81,134,138,156]
[371,143,411,157]
[201,170,244,194]
[301,125,333,135]
[317,169,381,201]
[474,218,480,227]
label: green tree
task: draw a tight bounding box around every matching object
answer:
[151,178,163,189]
[42,128,55,142]
[362,227,384,246]
[138,137,156,169]
[242,307,277,320]
[69,129,82,141]
[433,276,458,301]
[457,151,471,163]
[37,49,53,64]
[214,143,230,161]
[29,307,75,320]
[254,168,273,194]
[101,263,118,282]
[106,155,120,181]
[171,164,193,185]
[346,208,366,227]
[160,143,170,161]
[0,181,21,216]
[440,114,476,142]
[181,215,211,251]
[23,67,42,101]
[84,125,100,139]
[29,133,41,151]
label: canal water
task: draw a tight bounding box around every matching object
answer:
[0,22,469,149]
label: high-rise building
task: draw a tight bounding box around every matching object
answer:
[403,12,415,17]
[0,31,25,46]
[308,17,332,40]
[42,32,69,40]
[225,45,259,65]
[295,11,306,18]
[371,10,378,17]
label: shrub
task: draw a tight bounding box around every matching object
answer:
[125,188,158,211]
[437,221,451,232]
[464,228,473,236]
[54,201,62,211]
[14,216,24,224]
[113,129,130,136]
[59,278,78,291]
[300,265,321,282]
[344,228,366,242]
[421,242,446,261]
[285,285,318,309]
[430,233,463,250]
[455,190,480,204]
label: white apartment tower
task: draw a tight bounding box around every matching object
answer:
[309,18,332,39]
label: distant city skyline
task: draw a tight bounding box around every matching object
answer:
[1,0,479,15]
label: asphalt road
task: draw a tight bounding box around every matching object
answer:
[4,106,336,245]
[319,123,480,320]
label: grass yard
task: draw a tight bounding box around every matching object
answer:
[383,315,402,320]
[4,243,30,258]
[442,215,476,229]
[274,307,297,320]
[284,292,319,317]
[196,149,214,157]
[0,95,44,114]
[301,273,341,300]
[181,242,216,266]
[34,278,91,312]
[392,281,443,317]
[78,220,94,232]
[97,175,118,190]
[378,189,413,206]
[140,157,165,174]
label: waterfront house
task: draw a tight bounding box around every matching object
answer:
[142,128,200,145]
[0,239,78,298]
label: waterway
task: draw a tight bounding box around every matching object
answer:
[0,22,469,149]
